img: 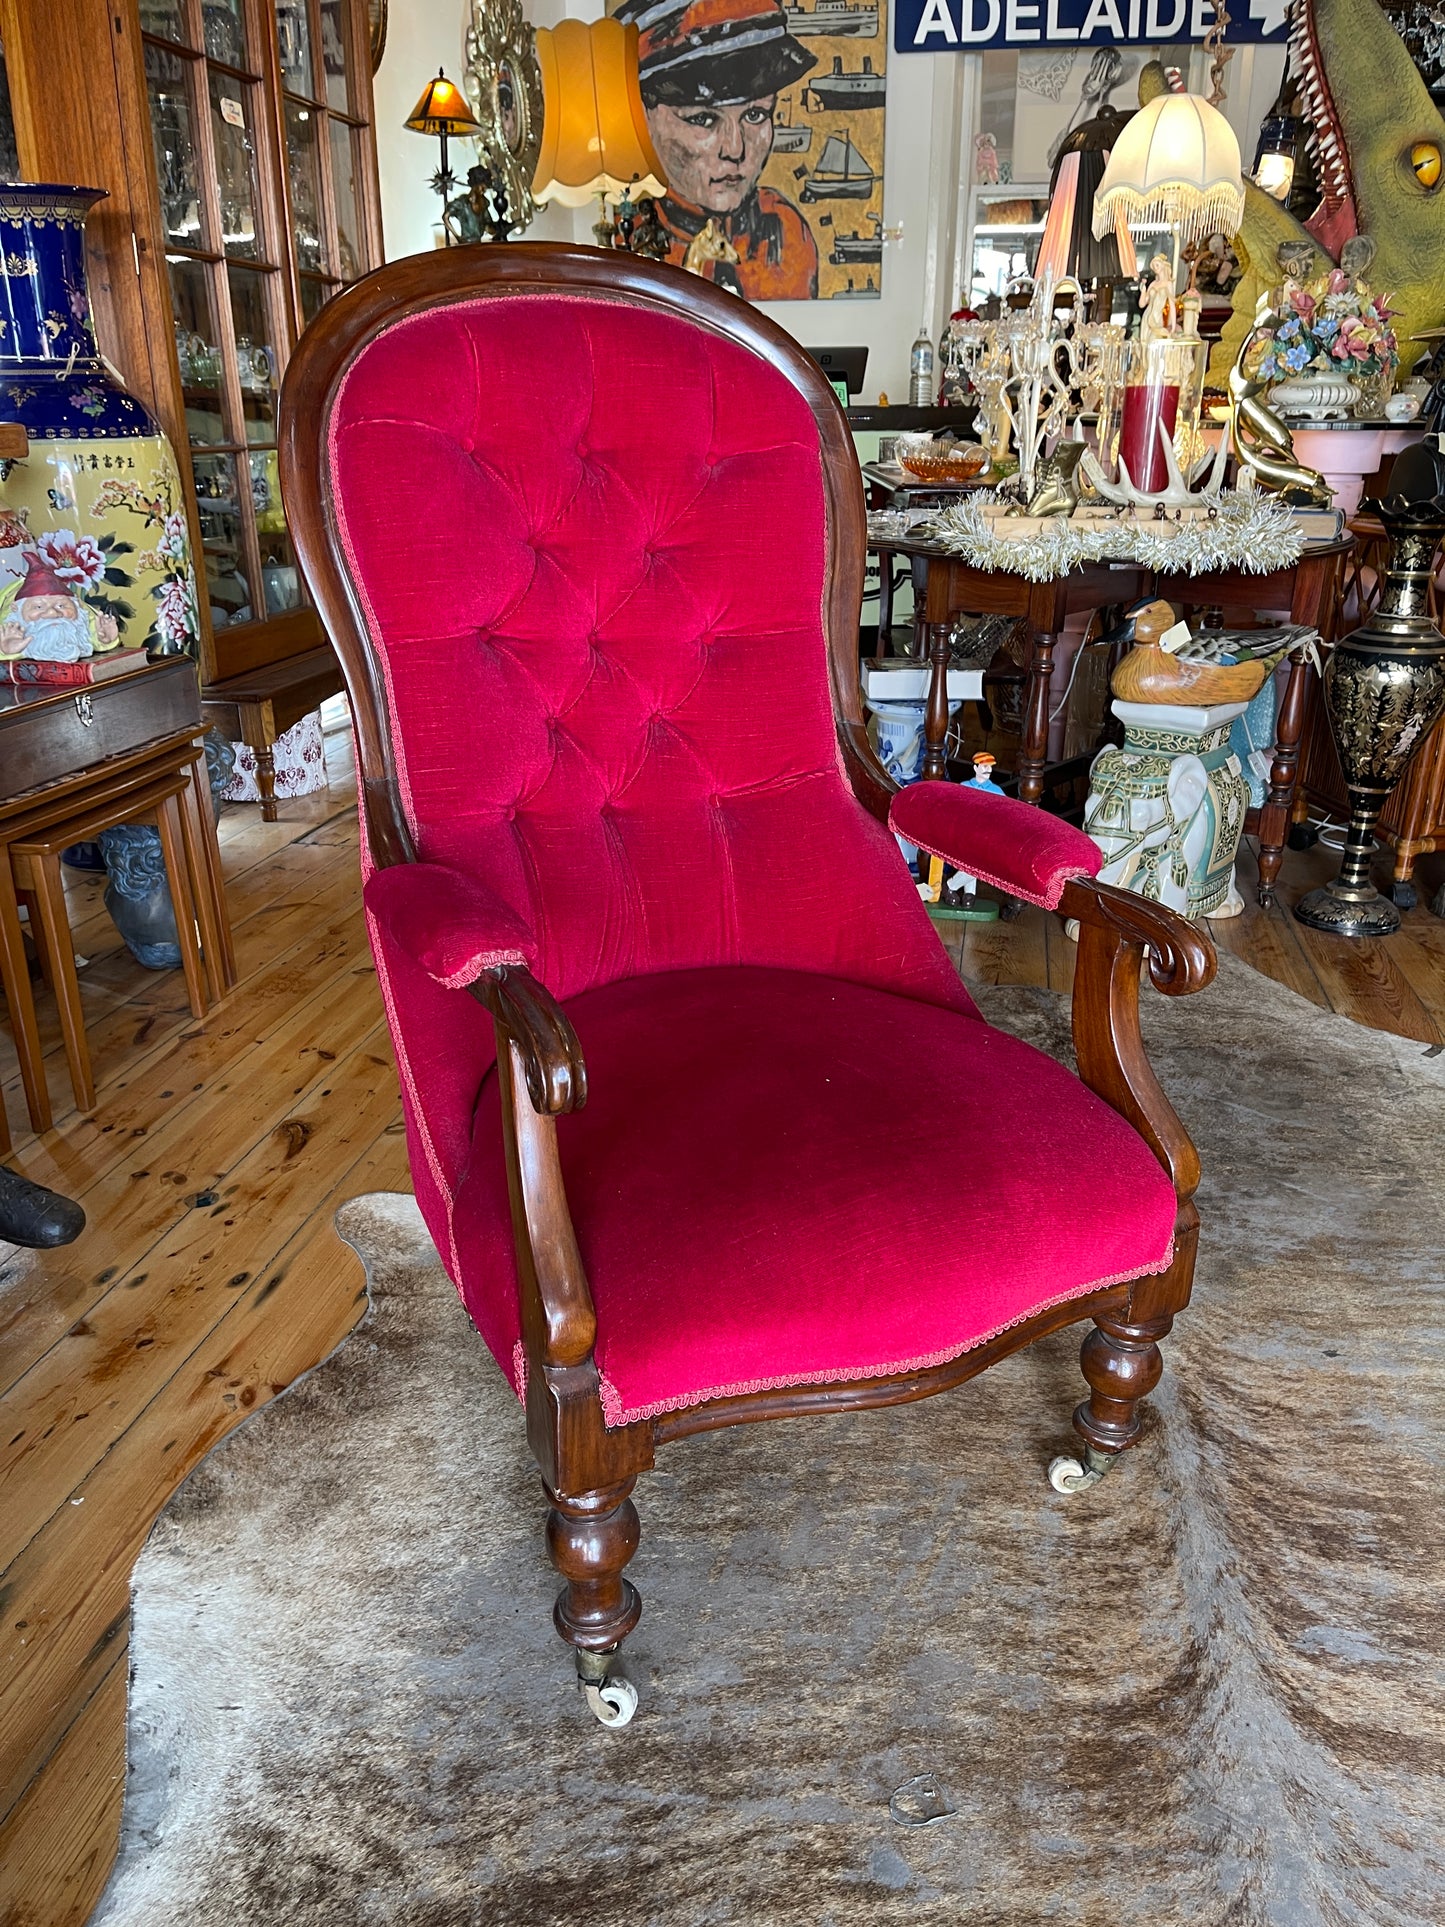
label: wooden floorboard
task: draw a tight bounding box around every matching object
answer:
[2,745,1444,1927]
[0,736,392,1927]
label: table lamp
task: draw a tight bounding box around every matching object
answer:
[405,69,483,246]
[1035,114,1138,293]
[1091,90,1244,491]
[1090,90,1244,285]
[532,17,666,222]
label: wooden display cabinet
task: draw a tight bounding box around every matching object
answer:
[0,0,384,812]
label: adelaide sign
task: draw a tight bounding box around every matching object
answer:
[894,0,1290,50]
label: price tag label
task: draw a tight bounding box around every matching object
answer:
[219,95,246,127]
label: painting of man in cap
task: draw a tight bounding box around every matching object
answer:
[614,0,820,300]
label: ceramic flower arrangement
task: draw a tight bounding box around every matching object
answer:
[1258,270,1399,418]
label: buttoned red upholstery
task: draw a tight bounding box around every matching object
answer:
[457,967,1176,1423]
[324,280,1178,1422]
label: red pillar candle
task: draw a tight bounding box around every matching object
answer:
[1118,382,1180,493]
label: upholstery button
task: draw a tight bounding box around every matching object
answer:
[460,436,474,453]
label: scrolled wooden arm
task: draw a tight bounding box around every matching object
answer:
[482,976,596,1372]
[359,768,596,1372]
[1060,877,1215,1202]
[471,966,588,1116]
[1059,877,1216,998]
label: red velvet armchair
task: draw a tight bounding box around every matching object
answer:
[280,247,1214,1726]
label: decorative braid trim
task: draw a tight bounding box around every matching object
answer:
[596,1242,1174,1427]
[435,947,530,990]
[898,829,1093,912]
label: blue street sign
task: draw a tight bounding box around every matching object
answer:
[894,0,1290,51]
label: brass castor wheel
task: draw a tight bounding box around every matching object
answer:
[1047,1443,1117,1495]
[576,1648,638,1728]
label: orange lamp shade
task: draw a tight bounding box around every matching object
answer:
[405,70,482,139]
[533,18,667,206]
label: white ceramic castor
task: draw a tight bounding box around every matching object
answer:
[1048,1446,1116,1495]
[581,1674,638,1727]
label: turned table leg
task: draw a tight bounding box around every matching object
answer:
[921,621,951,783]
[1018,627,1056,807]
[255,741,278,822]
[1257,647,1311,907]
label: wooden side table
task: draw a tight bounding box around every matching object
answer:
[868,532,1145,800]
[1152,540,1350,905]
[869,533,1352,906]
[202,645,343,822]
[0,660,233,1136]
[12,766,209,1114]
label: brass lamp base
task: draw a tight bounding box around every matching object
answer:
[1293,877,1400,938]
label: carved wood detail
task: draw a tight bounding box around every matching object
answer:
[279,245,1214,1673]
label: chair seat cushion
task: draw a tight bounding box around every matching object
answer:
[456,968,1178,1426]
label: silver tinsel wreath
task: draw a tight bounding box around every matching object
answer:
[928,490,1305,583]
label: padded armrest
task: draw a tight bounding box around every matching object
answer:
[889,782,1101,910]
[363,861,538,988]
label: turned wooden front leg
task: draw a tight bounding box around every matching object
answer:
[1073,1311,1172,1456]
[546,1476,643,1655]
[1018,627,1056,806]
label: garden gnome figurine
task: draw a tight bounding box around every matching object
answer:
[0,552,118,662]
[944,754,1006,917]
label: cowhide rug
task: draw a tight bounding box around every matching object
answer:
[94,956,1445,1927]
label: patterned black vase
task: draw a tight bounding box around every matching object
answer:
[1296,454,1445,938]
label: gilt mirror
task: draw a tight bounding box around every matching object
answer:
[463,0,544,236]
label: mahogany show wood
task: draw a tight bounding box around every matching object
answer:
[278,244,1216,1670]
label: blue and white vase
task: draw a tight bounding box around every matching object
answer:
[0,184,199,668]
[99,733,236,970]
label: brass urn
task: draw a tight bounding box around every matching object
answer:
[1296,446,1445,938]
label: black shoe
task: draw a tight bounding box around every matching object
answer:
[0,1164,86,1247]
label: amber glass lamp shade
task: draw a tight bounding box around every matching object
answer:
[406,70,483,247]
[533,19,666,207]
[405,71,482,139]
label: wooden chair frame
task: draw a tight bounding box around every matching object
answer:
[281,245,1215,1712]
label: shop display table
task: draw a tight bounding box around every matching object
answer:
[866,528,1352,905]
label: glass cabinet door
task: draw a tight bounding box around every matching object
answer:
[275,0,373,326]
[140,0,379,660]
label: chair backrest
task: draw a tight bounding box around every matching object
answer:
[281,246,966,1014]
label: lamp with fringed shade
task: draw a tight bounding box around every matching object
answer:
[533,18,666,207]
[1090,91,1245,256]
[1035,111,1139,291]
